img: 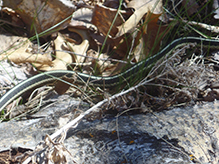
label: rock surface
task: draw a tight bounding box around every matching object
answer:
[1,92,219,163]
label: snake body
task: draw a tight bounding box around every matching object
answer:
[0,37,219,112]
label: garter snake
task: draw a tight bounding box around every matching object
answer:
[0,37,219,112]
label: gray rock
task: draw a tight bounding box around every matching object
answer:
[1,96,219,163]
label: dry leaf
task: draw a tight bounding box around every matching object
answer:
[116,0,163,38]
[141,11,170,58]
[38,28,90,71]
[111,35,134,59]
[0,38,52,65]
[103,0,120,8]
[83,49,113,76]
[91,4,127,37]
[127,0,163,14]
[213,0,219,19]
[67,28,90,64]
[69,7,96,29]
[35,33,72,71]
[1,7,25,27]
[3,0,76,35]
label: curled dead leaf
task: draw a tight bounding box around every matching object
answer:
[127,0,163,14]
[140,11,170,58]
[4,0,76,35]
[67,28,90,64]
[116,0,163,38]
[92,4,130,37]
[0,38,52,65]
